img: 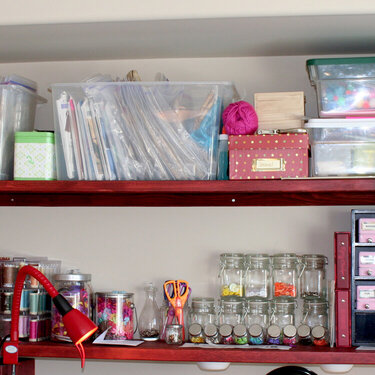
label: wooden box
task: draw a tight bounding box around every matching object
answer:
[254,91,305,130]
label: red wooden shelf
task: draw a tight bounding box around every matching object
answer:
[0,178,375,206]
[18,341,375,364]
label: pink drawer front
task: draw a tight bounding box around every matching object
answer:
[357,286,375,310]
[359,218,375,243]
[359,252,375,276]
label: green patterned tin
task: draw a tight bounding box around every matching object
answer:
[14,131,56,180]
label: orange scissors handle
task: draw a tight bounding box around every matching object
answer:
[163,280,189,329]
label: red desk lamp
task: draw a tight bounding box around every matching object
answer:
[2,265,97,368]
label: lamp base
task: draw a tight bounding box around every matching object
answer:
[2,342,19,365]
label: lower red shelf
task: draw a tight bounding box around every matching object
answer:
[18,341,375,364]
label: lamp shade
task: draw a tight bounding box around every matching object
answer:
[62,308,98,344]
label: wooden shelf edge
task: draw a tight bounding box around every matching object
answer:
[18,342,375,364]
[0,179,374,206]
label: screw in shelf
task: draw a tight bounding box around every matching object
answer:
[232,198,236,203]
[341,242,345,246]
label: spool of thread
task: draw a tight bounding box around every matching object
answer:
[0,315,11,337]
[29,317,39,342]
[29,292,39,315]
[2,264,18,287]
[19,313,30,338]
[0,291,13,314]
[20,289,31,312]
[222,101,258,135]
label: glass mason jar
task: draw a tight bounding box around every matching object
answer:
[300,255,328,299]
[233,323,248,345]
[297,324,312,345]
[204,323,220,344]
[312,325,329,346]
[270,297,297,329]
[248,324,265,345]
[245,254,271,299]
[165,324,183,345]
[245,298,270,329]
[219,323,234,344]
[272,253,299,298]
[51,269,92,342]
[188,297,216,329]
[301,297,329,329]
[219,253,245,298]
[188,323,205,343]
[95,291,136,340]
[218,297,244,326]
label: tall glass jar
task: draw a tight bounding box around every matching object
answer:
[272,253,299,298]
[218,297,244,326]
[301,297,329,329]
[51,269,92,342]
[245,298,270,329]
[270,298,297,329]
[139,282,160,341]
[300,255,328,299]
[95,291,136,340]
[245,254,271,299]
[219,253,245,298]
[188,297,216,329]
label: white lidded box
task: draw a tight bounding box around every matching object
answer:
[305,118,375,177]
[51,82,235,180]
[0,76,46,180]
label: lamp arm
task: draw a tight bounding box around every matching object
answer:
[10,265,59,342]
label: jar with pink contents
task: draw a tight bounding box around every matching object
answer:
[95,291,137,340]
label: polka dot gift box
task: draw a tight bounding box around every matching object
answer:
[228,133,309,180]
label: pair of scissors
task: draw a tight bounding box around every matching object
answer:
[163,280,189,338]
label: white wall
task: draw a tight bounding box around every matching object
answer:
[0,55,372,375]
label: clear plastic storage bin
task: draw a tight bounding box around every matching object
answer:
[307,57,375,117]
[51,82,235,180]
[305,118,375,177]
[0,77,46,179]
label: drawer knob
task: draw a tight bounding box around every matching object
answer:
[367,270,373,276]
[365,304,370,309]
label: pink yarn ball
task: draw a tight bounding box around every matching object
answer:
[222,101,258,135]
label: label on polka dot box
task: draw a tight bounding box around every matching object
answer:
[228,133,309,180]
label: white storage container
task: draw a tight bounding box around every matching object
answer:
[0,77,46,180]
[51,82,235,180]
[305,118,375,177]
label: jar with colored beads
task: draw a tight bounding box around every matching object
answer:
[272,253,299,298]
[248,324,265,345]
[188,297,216,329]
[312,325,329,346]
[283,324,297,346]
[219,253,245,298]
[204,323,220,344]
[233,324,248,345]
[219,323,234,344]
[188,323,205,343]
[245,298,270,330]
[51,270,92,342]
[270,298,296,329]
[95,291,136,340]
[245,254,271,299]
[218,297,244,326]
[301,298,329,331]
[300,255,328,299]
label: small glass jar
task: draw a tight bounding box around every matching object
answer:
[165,324,183,345]
[233,324,248,345]
[272,253,299,298]
[267,324,282,345]
[218,297,244,326]
[245,254,271,299]
[297,324,312,345]
[51,269,92,342]
[204,323,220,344]
[271,298,296,329]
[312,325,329,346]
[219,323,234,344]
[300,255,328,299]
[301,298,329,329]
[283,324,297,346]
[95,291,136,340]
[245,298,270,329]
[188,297,216,328]
[188,323,205,343]
[248,324,265,345]
[219,253,245,297]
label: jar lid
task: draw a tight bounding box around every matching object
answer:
[249,324,263,338]
[274,297,297,306]
[167,324,183,330]
[233,324,247,337]
[272,253,298,262]
[303,297,328,309]
[283,324,297,338]
[301,254,328,267]
[312,325,325,339]
[297,324,311,338]
[246,298,270,307]
[219,324,233,337]
[54,269,91,281]
[204,323,218,337]
[96,291,134,298]
[267,325,281,338]
[246,254,270,263]
[220,253,245,267]
[188,323,202,336]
